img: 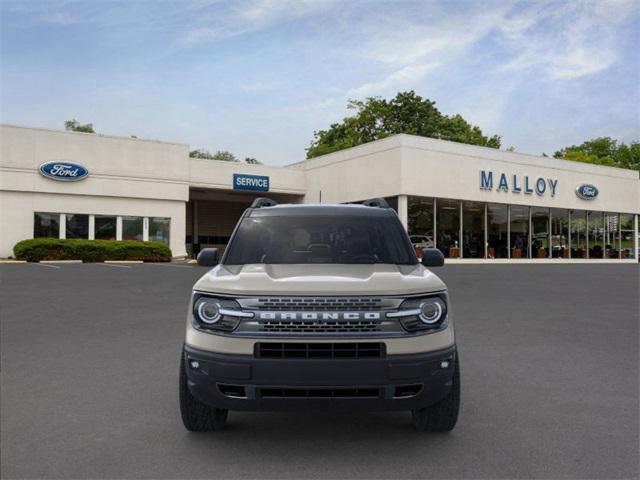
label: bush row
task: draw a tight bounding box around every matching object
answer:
[13,238,172,262]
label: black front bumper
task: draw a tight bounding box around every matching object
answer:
[183,344,457,411]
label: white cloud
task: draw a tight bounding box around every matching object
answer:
[347,63,440,97]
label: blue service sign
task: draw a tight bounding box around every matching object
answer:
[575,184,598,200]
[233,173,269,192]
[39,161,89,182]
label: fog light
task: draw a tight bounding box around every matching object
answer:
[189,360,200,369]
[440,360,450,369]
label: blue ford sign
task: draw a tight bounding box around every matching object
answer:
[39,161,89,182]
[233,173,269,192]
[575,184,598,200]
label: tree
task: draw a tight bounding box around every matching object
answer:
[64,119,94,133]
[306,91,501,158]
[189,149,239,162]
[244,157,262,164]
[554,137,640,172]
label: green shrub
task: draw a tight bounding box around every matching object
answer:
[13,238,172,262]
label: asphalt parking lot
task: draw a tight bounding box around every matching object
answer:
[1,263,638,479]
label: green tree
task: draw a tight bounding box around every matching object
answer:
[189,149,239,162]
[64,119,95,133]
[244,157,262,164]
[306,91,501,158]
[554,137,640,171]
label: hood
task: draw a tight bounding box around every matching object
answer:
[193,264,447,296]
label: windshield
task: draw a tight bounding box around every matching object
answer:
[223,214,417,265]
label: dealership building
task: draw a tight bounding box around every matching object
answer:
[1,124,638,262]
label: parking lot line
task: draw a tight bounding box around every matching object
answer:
[96,263,131,269]
[35,263,61,269]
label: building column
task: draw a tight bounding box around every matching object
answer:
[143,217,149,242]
[397,195,408,231]
[116,216,123,241]
[59,213,66,239]
[634,214,639,260]
[88,215,95,240]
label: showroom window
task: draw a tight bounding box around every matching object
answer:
[487,203,508,259]
[462,201,484,259]
[122,216,143,241]
[34,212,60,238]
[95,215,117,240]
[149,217,170,244]
[603,213,619,259]
[436,199,460,258]
[551,209,569,258]
[570,210,587,258]
[588,211,604,258]
[510,206,529,258]
[66,214,89,239]
[407,196,434,250]
[531,207,550,259]
[620,214,635,259]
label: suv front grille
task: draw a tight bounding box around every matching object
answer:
[259,319,381,334]
[256,342,385,359]
[244,297,388,311]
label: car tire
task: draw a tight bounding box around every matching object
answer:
[411,355,460,432]
[179,352,228,432]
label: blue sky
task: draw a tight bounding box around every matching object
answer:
[2,0,639,165]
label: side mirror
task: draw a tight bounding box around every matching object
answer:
[197,248,220,267]
[421,248,445,267]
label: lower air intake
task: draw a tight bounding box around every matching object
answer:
[259,387,381,398]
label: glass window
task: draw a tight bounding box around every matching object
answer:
[408,196,434,256]
[436,199,460,258]
[603,213,619,259]
[65,214,89,239]
[531,207,550,259]
[34,212,59,238]
[95,215,117,240]
[551,209,569,258]
[223,214,417,265]
[510,206,529,259]
[462,201,484,259]
[487,203,508,259]
[571,210,587,258]
[149,217,170,244]
[122,216,143,241]
[588,211,604,258]
[620,214,635,259]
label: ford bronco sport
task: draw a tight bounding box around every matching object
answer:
[180,198,460,432]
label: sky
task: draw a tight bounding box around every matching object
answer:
[1,0,639,165]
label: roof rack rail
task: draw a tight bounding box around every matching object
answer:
[361,198,391,208]
[250,197,278,208]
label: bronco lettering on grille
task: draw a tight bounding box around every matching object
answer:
[257,312,381,321]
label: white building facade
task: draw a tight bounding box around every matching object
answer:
[1,124,638,262]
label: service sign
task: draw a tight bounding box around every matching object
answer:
[575,184,598,200]
[39,161,89,182]
[233,173,269,192]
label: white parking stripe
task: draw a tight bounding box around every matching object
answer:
[96,263,131,269]
[149,263,193,268]
[36,263,61,269]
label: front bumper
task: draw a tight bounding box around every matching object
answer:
[183,343,457,411]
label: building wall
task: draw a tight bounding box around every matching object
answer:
[0,125,189,257]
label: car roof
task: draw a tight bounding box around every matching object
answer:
[247,203,397,218]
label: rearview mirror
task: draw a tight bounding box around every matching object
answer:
[421,248,445,267]
[197,248,220,267]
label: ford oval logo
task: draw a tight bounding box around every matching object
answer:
[39,161,89,182]
[575,184,598,200]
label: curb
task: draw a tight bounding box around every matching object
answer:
[104,260,144,264]
[40,260,82,264]
[0,260,27,264]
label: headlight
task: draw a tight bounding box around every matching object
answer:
[192,293,253,332]
[386,294,448,332]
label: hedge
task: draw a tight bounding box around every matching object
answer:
[13,238,172,262]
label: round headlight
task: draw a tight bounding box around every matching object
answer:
[196,299,221,324]
[419,299,443,324]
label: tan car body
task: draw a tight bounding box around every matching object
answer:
[186,263,454,356]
